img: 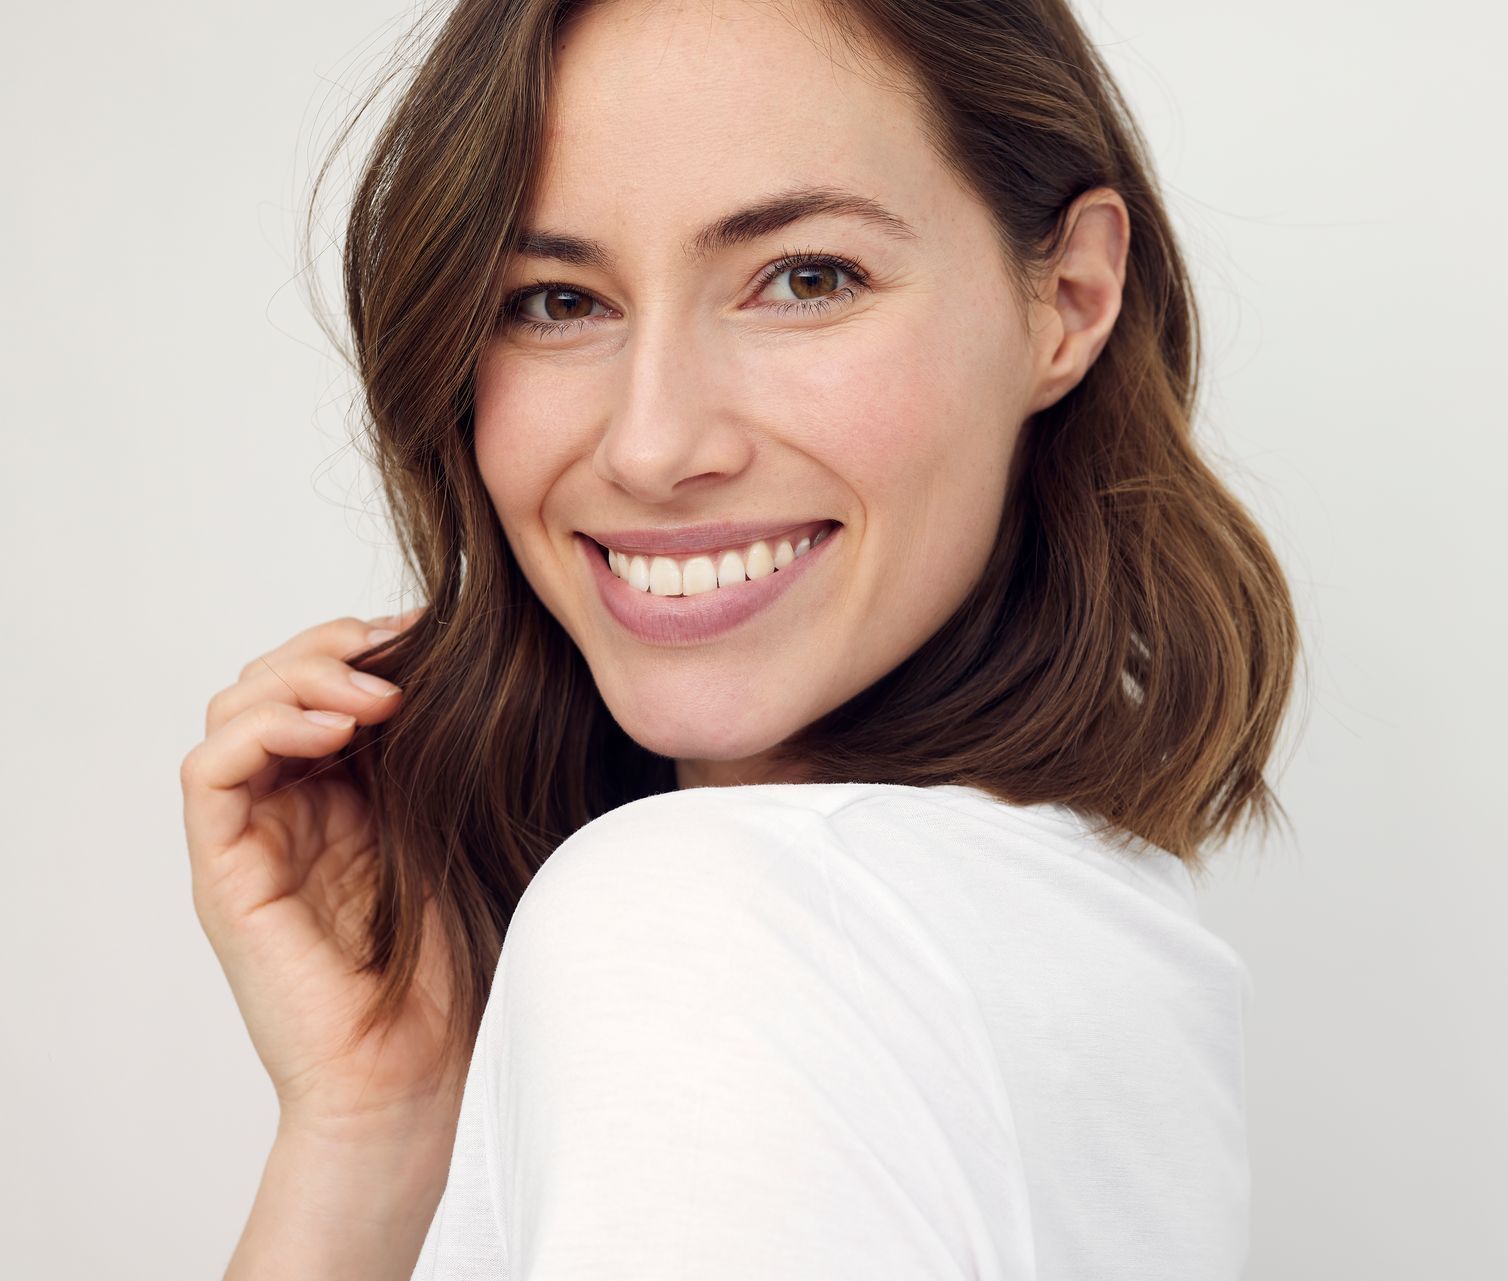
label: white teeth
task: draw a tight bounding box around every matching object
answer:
[744,542,775,580]
[717,550,745,587]
[648,557,682,596]
[681,555,718,596]
[602,523,836,595]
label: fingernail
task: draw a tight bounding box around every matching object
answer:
[305,709,356,727]
[366,628,400,646]
[349,670,400,697]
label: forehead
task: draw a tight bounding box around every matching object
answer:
[531,0,939,238]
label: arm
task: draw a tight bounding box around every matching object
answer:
[224,1114,456,1281]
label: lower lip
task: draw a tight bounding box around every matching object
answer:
[576,524,841,647]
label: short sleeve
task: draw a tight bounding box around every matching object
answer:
[475,789,1039,1280]
[408,1006,508,1280]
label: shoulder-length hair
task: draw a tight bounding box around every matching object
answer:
[301,0,1301,1085]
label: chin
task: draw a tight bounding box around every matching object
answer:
[598,678,797,766]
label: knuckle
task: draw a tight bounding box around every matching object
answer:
[249,699,285,735]
[205,686,235,724]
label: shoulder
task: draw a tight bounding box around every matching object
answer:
[516,780,1046,910]
[495,785,1006,1077]
[507,784,1002,986]
[506,785,899,975]
[505,781,1163,987]
[506,786,843,953]
[477,787,1038,1275]
[531,782,842,884]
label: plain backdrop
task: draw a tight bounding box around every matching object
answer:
[3,1,1503,1276]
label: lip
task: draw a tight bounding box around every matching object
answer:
[576,523,841,647]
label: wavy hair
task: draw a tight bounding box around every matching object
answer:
[299,0,1302,1085]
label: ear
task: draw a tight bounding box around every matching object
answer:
[1022,187,1130,416]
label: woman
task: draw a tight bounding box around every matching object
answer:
[181,0,1298,1276]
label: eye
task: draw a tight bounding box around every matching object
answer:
[501,284,608,338]
[497,248,873,340]
[751,250,871,317]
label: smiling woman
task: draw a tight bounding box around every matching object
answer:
[180,0,1299,1277]
[467,1,1132,795]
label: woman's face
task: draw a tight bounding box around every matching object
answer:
[475,0,1067,788]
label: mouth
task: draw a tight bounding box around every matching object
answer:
[584,518,840,595]
[575,520,843,646]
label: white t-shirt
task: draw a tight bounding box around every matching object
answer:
[408,782,1253,1280]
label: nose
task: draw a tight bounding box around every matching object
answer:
[591,317,754,504]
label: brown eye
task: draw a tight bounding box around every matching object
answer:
[755,253,870,314]
[786,262,842,301]
[502,284,604,329]
[538,288,595,321]
[502,251,871,340]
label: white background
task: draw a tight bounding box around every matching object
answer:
[2,1,1502,1275]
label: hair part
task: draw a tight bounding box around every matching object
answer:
[298,0,1302,1088]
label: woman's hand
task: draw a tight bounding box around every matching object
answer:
[180,610,461,1140]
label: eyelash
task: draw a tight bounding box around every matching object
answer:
[497,247,873,340]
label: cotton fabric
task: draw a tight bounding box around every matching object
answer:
[409,782,1253,1280]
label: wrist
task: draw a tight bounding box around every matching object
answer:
[275,1099,460,1155]
[225,1113,457,1281]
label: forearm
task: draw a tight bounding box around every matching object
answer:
[224,1116,456,1281]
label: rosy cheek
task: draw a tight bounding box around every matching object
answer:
[473,362,572,522]
[777,332,960,490]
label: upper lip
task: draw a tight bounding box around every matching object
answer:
[579,518,838,557]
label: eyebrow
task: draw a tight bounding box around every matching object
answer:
[508,184,920,271]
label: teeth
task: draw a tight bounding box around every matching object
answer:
[745,542,774,580]
[603,523,833,595]
[648,557,681,596]
[681,555,718,596]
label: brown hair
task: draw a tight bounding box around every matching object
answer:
[299,0,1302,1086]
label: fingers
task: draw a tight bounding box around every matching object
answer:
[236,607,426,685]
[207,652,404,737]
[211,607,426,735]
[184,604,428,862]
[180,700,361,862]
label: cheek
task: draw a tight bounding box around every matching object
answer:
[470,357,598,626]
[472,351,579,543]
[777,316,1019,653]
[769,318,1016,535]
